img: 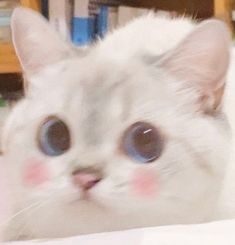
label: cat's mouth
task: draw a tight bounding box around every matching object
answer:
[72,190,107,209]
[70,191,95,205]
[77,188,101,202]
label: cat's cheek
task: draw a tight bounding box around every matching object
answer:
[23,158,50,187]
[131,168,158,198]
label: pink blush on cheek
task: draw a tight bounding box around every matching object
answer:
[131,168,158,198]
[23,158,50,186]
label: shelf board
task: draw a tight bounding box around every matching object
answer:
[20,0,41,11]
[0,43,21,74]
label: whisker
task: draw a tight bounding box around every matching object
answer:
[1,190,60,227]
[1,198,51,241]
[1,201,45,227]
[13,198,54,241]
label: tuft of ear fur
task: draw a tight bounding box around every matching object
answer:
[11,7,74,77]
[159,19,231,113]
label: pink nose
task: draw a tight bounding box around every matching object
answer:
[72,172,101,190]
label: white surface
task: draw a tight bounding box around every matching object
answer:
[4,220,235,245]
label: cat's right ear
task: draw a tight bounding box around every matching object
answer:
[158,19,231,113]
[11,7,74,77]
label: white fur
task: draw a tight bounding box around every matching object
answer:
[216,48,235,219]
[1,8,232,241]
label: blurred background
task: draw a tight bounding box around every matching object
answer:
[0,0,234,124]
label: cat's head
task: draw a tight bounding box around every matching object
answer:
[2,7,231,240]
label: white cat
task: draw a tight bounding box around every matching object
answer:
[1,7,234,241]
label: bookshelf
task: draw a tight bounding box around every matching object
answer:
[214,0,231,25]
[0,0,232,75]
[124,0,231,22]
[0,0,41,74]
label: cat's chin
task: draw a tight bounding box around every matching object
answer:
[77,191,91,201]
[72,188,117,210]
[71,195,106,209]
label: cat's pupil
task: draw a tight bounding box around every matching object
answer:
[38,116,70,156]
[123,122,163,163]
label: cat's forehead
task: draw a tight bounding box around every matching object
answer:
[61,58,167,101]
[43,57,126,90]
[31,51,176,129]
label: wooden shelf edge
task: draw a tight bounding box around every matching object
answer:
[20,0,41,11]
[0,65,21,74]
[0,43,22,74]
[214,0,232,28]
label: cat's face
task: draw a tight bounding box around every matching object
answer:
[2,8,231,240]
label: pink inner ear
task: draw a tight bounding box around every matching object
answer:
[131,168,158,198]
[23,158,50,186]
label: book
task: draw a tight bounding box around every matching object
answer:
[107,6,118,32]
[0,0,18,9]
[118,6,149,26]
[44,1,156,44]
[72,0,97,45]
[0,16,11,42]
[97,5,117,38]
[48,0,73,41]
[0,2,14,42]
[92,0,121,5]
[97,5,108,38]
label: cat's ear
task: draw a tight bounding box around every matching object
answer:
[159,19,231,113]
[11,7,74,76]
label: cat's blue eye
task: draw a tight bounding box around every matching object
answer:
[122,122,164,163]
[37,116,71,156]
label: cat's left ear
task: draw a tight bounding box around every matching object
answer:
[11,7,74,77]
[159,19,231,112]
